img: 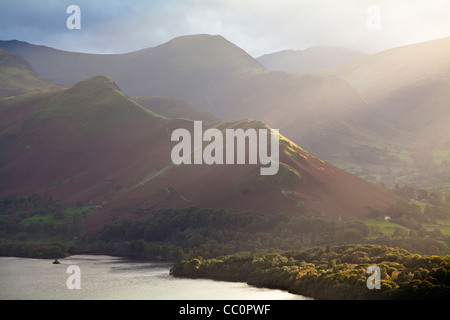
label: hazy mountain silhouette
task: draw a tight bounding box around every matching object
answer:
[257,46,367,72]
[323,37,450,145]
[0,49,62,97]
[318,37,450,188]
[0,35,265,113]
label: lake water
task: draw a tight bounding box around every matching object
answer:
[0,255,309,300]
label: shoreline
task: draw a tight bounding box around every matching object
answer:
[0,254,307,300]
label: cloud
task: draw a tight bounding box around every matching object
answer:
[0,0,449,56]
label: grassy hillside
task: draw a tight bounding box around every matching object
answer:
[0,37,384,158]
[0,49,62,97]
[0,75,401,232]
[2,36,448,192]
[134,96,220,124]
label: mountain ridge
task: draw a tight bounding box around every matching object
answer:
[1,35,448,190]
[257,46,368,72]
[317,36,450,189]
[0,49,62,97]
[0,75,401,230]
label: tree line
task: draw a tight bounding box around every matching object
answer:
[171,244,450,300]
[74,206,381,260]
[0,194,90,258]
[1,193,449,299]
[1,194,449,260]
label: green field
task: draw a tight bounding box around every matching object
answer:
[365,217,450,237]
[16,205,94,242]
[22,205,94,226]
[422,219,450,236]
[432,150,450,165]
[365,219,411,236]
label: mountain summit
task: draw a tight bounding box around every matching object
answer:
[0,76,399,230]
[0,35,266,107]
[2,35,447,189]
[0,49,62,97]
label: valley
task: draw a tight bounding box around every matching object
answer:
[1,36,448,191]
[0,33,449,300]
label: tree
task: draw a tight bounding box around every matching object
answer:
[429,192,442,205]
[427,245,440,255]
[417,189,428,200]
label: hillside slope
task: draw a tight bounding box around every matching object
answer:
[320,37,450,189]
[0,76,400,230]
[257,46,367,72]
[133,96,220,124]
[0,36,386,169]
[0,35,266,113]
[0,49,62,97]
[323,37,450,141]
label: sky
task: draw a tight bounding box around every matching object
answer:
[0,0,449,57]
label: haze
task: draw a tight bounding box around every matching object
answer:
[0,0,449,56]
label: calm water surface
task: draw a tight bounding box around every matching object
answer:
[0,255,309,300]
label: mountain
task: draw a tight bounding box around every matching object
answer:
[0,49,62,97]
[0,36,379,157]
[0,35,266,113]
[0,76,400,230]
[133,96,220,125]
[324,37,450,142]
[0,36,367,121]
[2,35,447,189]
[257,46,367,72]
[320,37,450,189]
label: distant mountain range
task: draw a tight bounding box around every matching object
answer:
[0,36,379,157]
[0,34,448,194]
[0,75,400,230]
[318,37,450,188]
[257,46,367,72]
[0,35,266,114]
[321,37,450,147]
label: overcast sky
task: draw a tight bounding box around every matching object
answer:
[0,0,449,57]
